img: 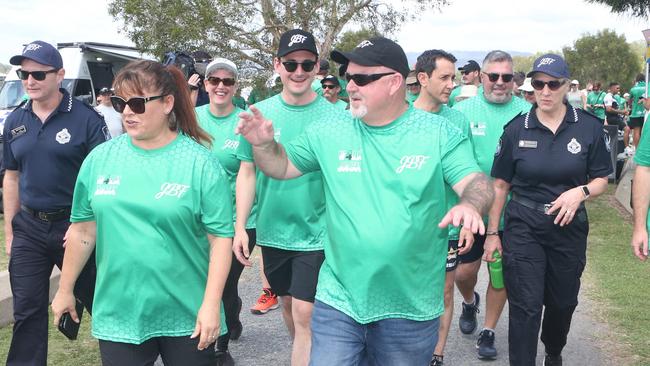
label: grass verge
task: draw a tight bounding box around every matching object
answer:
[584,185,650,365]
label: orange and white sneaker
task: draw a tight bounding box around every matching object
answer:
[250,288,279,315]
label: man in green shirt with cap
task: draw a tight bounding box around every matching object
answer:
[237,37,494,366]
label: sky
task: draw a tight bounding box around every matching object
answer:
[1,0,649,66]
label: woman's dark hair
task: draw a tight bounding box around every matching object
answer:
[113,60,212,147]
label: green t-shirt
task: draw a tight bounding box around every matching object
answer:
[448,87,461,107]
[285,105,480,324]
[232,96,247,110]
[332,99,348,111]
[454,92,531,228]
[236,94,333,251]
[635,121,650,232]
[311,78,324,96]
[406,91,419,103]
[338,77,349,99]
[196,105,256,228]
[71,133,234,344]
[434,105,473,240]
[587,91,607,119]
[630,81,647,118]
[615,94,627,112]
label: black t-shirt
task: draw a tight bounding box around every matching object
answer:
[491,104,613,203]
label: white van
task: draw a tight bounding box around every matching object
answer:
[0,42,154,134]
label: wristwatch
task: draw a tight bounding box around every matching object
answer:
[581,185,590,198]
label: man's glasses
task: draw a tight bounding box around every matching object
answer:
[16,69,58,81]
[282,60,317,72]
[461,70,474,76]
[531,79,566,91]
[322,84,338,90]
[524,91,534,96]
[483,73,514,83]
[206,77,236,86]
[110,95,166,114]
[345,72,395,87]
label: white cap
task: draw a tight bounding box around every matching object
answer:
[458,85,478,99]
[518,77,534,92]
[571,79,579,85]
[206,58,238,79]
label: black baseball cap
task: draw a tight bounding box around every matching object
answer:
[527,53,570,79]
[321,74,340,86]
[330,37,410,79]
[10,40,63,69]
[277,29,318,58]
[458,60,480,73]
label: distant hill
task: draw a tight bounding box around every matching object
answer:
[405,50,533,69]
[0,63,10,75]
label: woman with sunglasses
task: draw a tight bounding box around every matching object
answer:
[487,54,612,366]
[52,59,235,366]
[194,57,268,365]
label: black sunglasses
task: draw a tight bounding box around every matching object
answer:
[531,79,566,91]
[345,72,395,87]
[282,60,317,72]
[322,84,338,89]
[16,69,58,81]
[461,70,475,76]
[524,91,535,96]
[110,95,166,114]
[206,76,236,86]
[483,73,514,83]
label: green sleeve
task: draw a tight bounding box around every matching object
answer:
[285,127,321,174]
[201,157,235,237]
[441,123,481,186]
[236,135,254,162]
[70,155,96,222]
[635,124,650,167]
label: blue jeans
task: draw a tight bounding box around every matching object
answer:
[310,301,439,366]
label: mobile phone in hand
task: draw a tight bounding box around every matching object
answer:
[57,298,84,340]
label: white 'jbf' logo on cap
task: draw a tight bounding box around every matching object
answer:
[24,43,42,52]
[357,40,373,48]
[537,57,556,67]
[288,35,307,47]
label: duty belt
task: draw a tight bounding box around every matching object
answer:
[511,193,584,216]
[21,205,71,222]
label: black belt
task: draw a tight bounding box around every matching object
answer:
[21,205,71,222]
[511,193,584,216]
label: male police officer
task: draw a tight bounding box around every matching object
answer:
[453,50,531,360]
[4,40,108,366]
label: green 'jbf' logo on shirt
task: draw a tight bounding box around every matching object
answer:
[155,183,190,199]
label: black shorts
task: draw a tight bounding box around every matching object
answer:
[261,246,324,302]
[629,117,645,129]
[607,117,626,130]
[446,240,459,272]
[458,231,504,263]
[99,336,216,366]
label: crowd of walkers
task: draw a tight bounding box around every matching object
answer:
[3,30,649,366]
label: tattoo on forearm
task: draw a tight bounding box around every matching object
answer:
[460,174,495,215]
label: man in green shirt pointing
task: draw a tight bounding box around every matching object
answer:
[237,37,494,366]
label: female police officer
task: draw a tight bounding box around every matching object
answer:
[483,54,612,366]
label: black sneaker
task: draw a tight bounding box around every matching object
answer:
[430,354,444,366]
[459,291,480,334]
[215,350,235,366]
[230,297,243,341]
[476,329,497,360]
[543,354,562,366]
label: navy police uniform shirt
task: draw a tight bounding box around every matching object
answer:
[3,88,109,210]
[491,104,612,203]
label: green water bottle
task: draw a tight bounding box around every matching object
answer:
[488,251,504,289]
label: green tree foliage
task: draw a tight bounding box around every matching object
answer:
[562,29,642,90]
[587,0,650,18]
[334,28,382,52]
[108,0,448,72]
[512,51,559,74]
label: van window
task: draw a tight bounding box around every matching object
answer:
[0,80,26,109]
[73,79,94,105]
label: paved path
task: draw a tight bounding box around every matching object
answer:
[222,251,608,366]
